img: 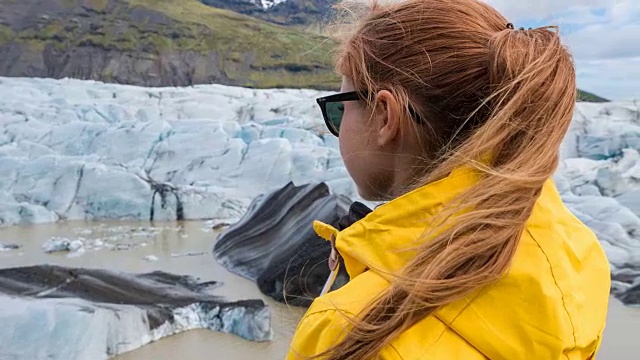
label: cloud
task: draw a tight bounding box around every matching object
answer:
[566,23,640,60]
[563,1,640,61]
[484,0,640,100]
[577,57,640,100]
[483,0,615,22]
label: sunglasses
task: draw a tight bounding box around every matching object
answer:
[316,91,364,137]
[316,91,425,137]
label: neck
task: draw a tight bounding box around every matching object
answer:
[388,153,428,200]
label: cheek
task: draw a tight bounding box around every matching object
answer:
[338,106,375,193]
[338,105,364,166]
[337,104,394,200]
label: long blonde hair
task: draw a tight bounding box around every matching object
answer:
[318,0,577,358]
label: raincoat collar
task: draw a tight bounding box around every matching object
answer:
[314,166,481,281]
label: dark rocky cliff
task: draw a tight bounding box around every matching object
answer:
[0,0,339,89]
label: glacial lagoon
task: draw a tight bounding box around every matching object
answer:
[0,220,638,360]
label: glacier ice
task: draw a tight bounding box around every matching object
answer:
[0,77,352,226]
[0,265,271,360]
[0,76,639,303]
[143,255,159,262]
[42,236,85,254]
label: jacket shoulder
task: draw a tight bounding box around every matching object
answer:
[287,271,403,359]
[287,271,485,360]
[305,270,389,316]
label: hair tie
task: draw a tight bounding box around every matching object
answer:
[506,23,514,30]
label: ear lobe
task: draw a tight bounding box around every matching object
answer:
[374,90,401,147]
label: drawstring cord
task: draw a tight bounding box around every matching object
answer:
[320,234,340,296]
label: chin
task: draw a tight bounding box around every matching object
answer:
[356,186,387,202]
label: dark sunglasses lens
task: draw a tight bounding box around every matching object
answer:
[325,102,344,135]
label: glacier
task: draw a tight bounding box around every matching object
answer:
[0,76,639,303]
[0,77,358,227]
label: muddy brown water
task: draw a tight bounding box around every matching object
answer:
[0,221,637,359]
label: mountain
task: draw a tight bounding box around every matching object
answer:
[0,0,339,89]
[577,89,610,103]
[0,0,611,101]
[200,0,336,28]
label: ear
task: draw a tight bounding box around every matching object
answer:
[372,90,402,147]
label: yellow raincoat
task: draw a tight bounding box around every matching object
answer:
[287,167,611,359]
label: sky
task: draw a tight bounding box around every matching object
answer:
[483,0,639,100]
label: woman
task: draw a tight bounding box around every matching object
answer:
[287,0,611,359]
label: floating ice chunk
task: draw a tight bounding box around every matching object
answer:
[0,243,21,252]
[42,237,85,254]
[171,252,206,258]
